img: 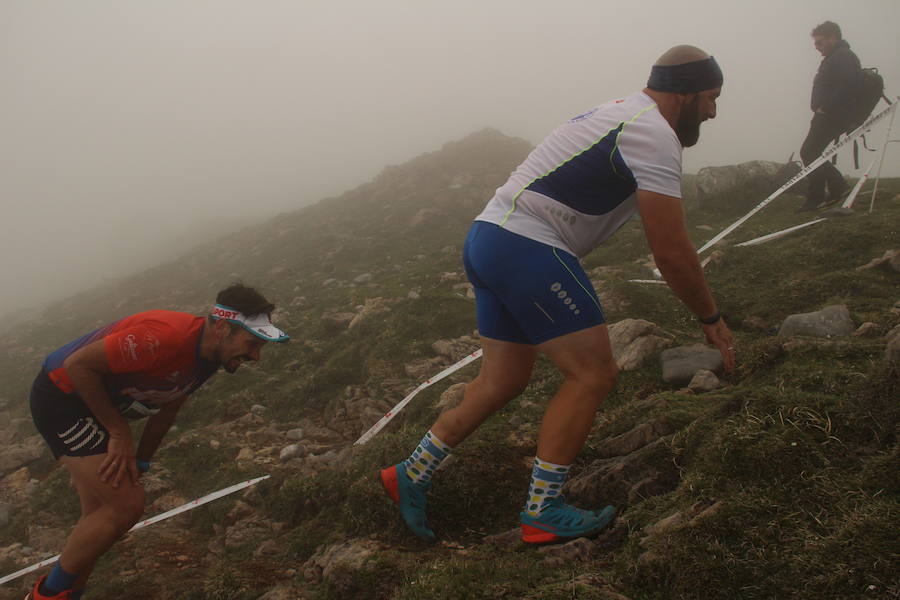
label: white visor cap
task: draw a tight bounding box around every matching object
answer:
[211,304,289,343]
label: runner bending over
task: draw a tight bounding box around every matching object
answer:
[26,283,289,599]
[381,45,735,544]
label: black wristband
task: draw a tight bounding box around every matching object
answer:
[699,311,721,325]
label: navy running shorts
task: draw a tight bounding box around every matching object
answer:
[30,370,110,459]
[462,220,605,345]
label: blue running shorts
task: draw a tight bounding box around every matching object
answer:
[463,221,605,345]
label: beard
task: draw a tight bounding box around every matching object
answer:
[675,97,702,147]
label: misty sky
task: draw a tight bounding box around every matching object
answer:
[2,1,899,316]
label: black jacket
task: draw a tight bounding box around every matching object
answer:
[810,39,861,117]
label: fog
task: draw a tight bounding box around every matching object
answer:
[2,0,898,316]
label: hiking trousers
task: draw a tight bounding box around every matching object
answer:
[800,112,849,206]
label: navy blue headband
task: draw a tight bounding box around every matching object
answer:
[647,56,723,93]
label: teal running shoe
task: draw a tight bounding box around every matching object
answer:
[520,496,616,544]
[380,463,437,542]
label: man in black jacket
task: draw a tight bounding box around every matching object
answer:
[798,21,861,212]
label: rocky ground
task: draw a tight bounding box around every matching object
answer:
[0,132,897,599]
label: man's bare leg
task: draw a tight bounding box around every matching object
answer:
[536,324,618,464]
[431,335,537,446]
[67,472,104,592]
[56,455,145,580]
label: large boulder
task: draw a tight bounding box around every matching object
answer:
[302,538,385,589]
[0,437,44,476]
[778,305,855,338]
[608,319,674,371]
[695,160,793,209]
[660,345,724,385]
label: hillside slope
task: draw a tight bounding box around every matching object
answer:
[0,130,898,600]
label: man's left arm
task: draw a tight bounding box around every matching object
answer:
[135,395,188,466]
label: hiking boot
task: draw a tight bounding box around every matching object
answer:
[380,463,437,542]
[25,576,71,600]
[520,496,616,544]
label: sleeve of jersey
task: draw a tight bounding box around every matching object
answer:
[617,117,683,199]
[103,322,178,374]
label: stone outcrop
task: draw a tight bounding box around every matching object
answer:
[302,538,386,591]
[695,160,787,209]
[0,437,44,476]
[778,305,855,338]
[660,345,724,385]
[688,369,721,393]
[593,420,671,459]
[566,438,678,508]
[856,249,900,272]
[608,319,674,371]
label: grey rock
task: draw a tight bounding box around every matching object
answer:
[285,428,305,441]
[688,369,721,393]
[594,421,669,459]
[566,439,678,508]
[852,322,882,338]
[352,273,373,284]
[302,539,384,588]
[279,444,306,462]
[482,527,521,549]
[250,404,267,416]
[778,305,855,338]
[407,290,420,300]
[0,437,44,476]
[348,297,391,330]
[437,383,466,412]
[608,319,674,371]
[696,160,786,209]
[321,312,355,330]
[886,324,900,366]
[257,587,310,600]
[539,536,596,566]
[660,344,724,385]
[856,249,900,271]
[431,336,479,361]
[891,252,900,274]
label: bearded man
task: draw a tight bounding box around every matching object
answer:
[380,45,735,544]
[26,283,289,599]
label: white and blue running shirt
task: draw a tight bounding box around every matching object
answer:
[476,91,682,258]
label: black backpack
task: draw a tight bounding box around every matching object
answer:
[837,67,891,168]
[849,67,890,130]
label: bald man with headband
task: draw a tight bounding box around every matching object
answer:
[380,45,735,545]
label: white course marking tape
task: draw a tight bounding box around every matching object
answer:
[731,152,878,248]
[735,218,828,247]
[842,156,878,209]
[629,103,896,284]
[0,475,270,586]
[354,349,483,445]
[696,102,897,256]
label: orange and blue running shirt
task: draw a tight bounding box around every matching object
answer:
[42,310,219,417]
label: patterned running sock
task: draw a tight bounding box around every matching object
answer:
[524,457,571,517]
[41,562,77,595]
[403,430,453,485]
